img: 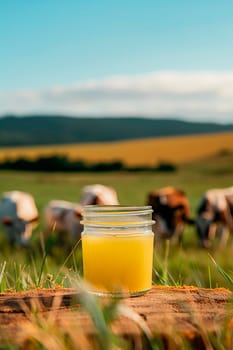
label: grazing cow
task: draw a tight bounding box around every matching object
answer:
[0,191,39,246]
[44,185,119,241]
[44,200,83,241]
[147,186,194,244]
[196,187,233,248]
[80,184,119,206]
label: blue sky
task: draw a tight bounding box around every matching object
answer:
[1,0,233,122]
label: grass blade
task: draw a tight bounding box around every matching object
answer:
[0,261,7,292]
[209,254,233,287]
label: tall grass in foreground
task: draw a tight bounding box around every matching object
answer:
[0,230,83,292]
[1,235,233,293]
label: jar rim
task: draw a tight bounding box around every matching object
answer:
[83,205,153,216]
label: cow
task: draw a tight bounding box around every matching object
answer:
[147,186,194,244]
[0,191,39,246]
[196,186,233,248]
[80,184,119,206]
[43,200,83,242]
[44,184,119,242]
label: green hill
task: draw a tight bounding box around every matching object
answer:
[0,115,232,147]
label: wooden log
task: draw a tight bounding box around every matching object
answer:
[0,286,231,349]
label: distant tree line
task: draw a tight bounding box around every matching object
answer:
[0,155,177,172]
[1,115,232,147]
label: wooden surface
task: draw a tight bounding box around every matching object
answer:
[0,286,232,348]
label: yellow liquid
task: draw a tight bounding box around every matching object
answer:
[82,233,154,295]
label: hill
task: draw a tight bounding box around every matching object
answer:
[0,115,233,146]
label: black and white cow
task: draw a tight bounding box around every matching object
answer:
[196,186,233,248]
[0,191,39,246]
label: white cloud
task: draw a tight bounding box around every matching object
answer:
[1,71,233,123]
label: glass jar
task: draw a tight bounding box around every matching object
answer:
[81,205,154,297]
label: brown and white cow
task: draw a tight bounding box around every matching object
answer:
[80,184,119,206]
[0,191,39,246]
[196,186,233,248]
[147,186,194,244]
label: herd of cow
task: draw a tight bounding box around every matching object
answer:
[0,184,232,249]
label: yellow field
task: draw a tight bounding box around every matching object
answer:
[1,131,233,166]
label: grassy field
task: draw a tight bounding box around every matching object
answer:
[0,131,233,166]
[0,150,232,293]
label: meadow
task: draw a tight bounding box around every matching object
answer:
[0,148,232,292]
[0,131,233,166]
